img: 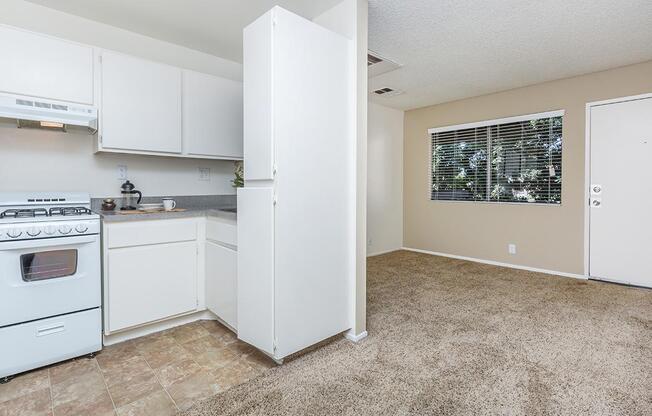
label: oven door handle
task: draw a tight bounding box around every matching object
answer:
[0,234,98,250]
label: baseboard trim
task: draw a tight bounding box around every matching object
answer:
[367,248,401,257]
[344,330,368,342]
[103,310,218,346]
[402,247,587,280]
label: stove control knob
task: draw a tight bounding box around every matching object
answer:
[27,227,41,237]
[75,224,89,233]
[59,225,72,235]
[44,225,57,235]
[7,229,22,239]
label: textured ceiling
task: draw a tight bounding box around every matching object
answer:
[368,0,652,110]
[23,0,652,110]
[23,0,342,62]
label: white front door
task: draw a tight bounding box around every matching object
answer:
[589,96,652,288]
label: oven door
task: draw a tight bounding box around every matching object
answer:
[0,234,100,327]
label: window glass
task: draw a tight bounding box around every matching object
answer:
[431,115,562,204]
[21,249,78,282]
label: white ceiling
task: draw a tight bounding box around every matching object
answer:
[23,0,342,62]
[24,0,652,110]
[369,0,652,109]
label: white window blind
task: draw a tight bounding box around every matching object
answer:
[429,111,563,204]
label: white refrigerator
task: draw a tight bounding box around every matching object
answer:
[237,6,353,361]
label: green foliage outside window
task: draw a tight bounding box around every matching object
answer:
[431,116,562,203]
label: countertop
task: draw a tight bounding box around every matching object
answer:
[92,194,237,223]
[97,207,236,223]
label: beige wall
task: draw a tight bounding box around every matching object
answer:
[404,60,652,275]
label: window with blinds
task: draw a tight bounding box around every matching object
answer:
[429,111,563,204]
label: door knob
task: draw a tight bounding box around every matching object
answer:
[592,199,601,207]
[592,185,602,194]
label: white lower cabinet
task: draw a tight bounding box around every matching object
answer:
[205,241,237,329]
[205,218,238,330]
[107,242,198,332]
[102,216,238,337]
[103,219,199,334]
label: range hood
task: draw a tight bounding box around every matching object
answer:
[0,93,97,132]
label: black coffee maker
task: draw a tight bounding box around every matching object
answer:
[120,180,142,210]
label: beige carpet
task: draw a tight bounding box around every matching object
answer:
[182,250,652,415]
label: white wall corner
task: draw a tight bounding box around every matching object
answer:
[367,102,404,256]
[344,329,368,342]
[313,0,368,338]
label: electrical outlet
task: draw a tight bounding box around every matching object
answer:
[508,244,517,255]
[198,167,211,181]
[117,165,128,180]
[367,238,372,247]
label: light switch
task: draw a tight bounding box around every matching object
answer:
[117,165,128,180]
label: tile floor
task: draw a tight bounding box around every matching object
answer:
[0,320,276,416]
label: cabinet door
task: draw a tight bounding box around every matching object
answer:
[273,7,352,359]
[237,187,274,354]
[205,242,237,329]
[107,241,197,332]
[183,70,243,158]
[100,51,182,153]
[0,26,94,104]
[243,11,274,180]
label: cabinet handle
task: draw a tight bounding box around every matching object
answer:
[36,323,65,337]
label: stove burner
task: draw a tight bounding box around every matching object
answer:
[0,208,48,218]
[49,207,93,216]
[0,207,93,218]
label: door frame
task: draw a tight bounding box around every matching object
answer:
[583,92,652,278]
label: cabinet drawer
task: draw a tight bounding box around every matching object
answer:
[206,218,237,246]
[106,219,198,248]
[0,308,101,378]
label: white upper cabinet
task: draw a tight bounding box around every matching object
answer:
[0,25,94,104]
[100,51,182,154]
[183,70,243,159]
[243,11,274,180]
[0,24,243,159]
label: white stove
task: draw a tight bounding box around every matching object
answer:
[0,192,100,242]
[0,192,102,382]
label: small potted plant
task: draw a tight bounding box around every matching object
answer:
[232,161,244,188]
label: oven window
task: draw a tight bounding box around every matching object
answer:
[20,250,78,282]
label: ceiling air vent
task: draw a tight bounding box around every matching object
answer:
[368,53,383,66]
[374,87,394,95]
[372,87,404,98]
[367,50,402,78]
